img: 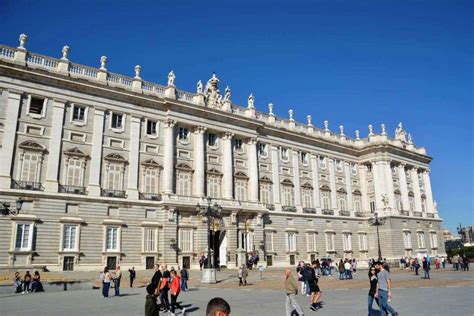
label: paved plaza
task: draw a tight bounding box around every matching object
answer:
[1,269,473,315]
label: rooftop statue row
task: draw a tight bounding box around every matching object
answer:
[1,34,421,152]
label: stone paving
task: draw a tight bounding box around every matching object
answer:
[0,269,473,315]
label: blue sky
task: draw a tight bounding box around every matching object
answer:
[1,0,472,233]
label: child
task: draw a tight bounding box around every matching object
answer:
[145,283,160,316]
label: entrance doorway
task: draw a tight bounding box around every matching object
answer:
[209,230,220,268]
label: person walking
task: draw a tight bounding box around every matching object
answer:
[368,267,379,316]
[422,257,430,279]
[23,271,32,293]
[285,269,304,316]
[128,266,136,288]
[102,267,111,298]
[307,261,321,311]
[462,255,470,271]
[169,270,186,316]
[338,259,345,280]
[180,266,189,291]
[159,272,170,312]
[414,259,420,275]
[238,265,243,286]
[374,261,398,316]
[296,261,306,295]
[114,265,122,296]
[242,264,249,286]
[352,259,357,274]
[441,257,446,269]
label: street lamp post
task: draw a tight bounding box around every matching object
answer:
[1,198,24,216]
[196,197,222,283]
[368,212,386,261]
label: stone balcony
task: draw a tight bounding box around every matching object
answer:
[266,204,275,211]
[426,213,435,218]
[322,209,334,215]
[413,211,423,217]
[139,193,162,201]
[59,185,87,195]
[303,207,316,214]
[354,211,365,217]
[339,210,350,217]
[399,210,410,216]
[101,189,127,199]
[11,180,44,191]
[283,206,297,212]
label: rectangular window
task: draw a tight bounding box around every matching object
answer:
[358,234,368,251]
[178,127,189,141]
[72,105,86,122]
[21,153,39,182]
[111,113,123,129]
[63,225,77,251]
[321,191,331,209]
[107,164,123,190]
[403,232,412,249]
[66,159,83,187]
[29,97,45,115]
[15,223,32,251]
[282,185,294,206]
[208,133,217,147]
[144,168,159,193]
[235,179,248,201]
[370,200,376,212]
[336,160,343,172]
[146,120,157,136]
[307,233,317,252]
[409,197,415,212]
[300,152,309,165]
[258,143,268,157]
[351,164,358,176]
[234,139,243,151]
[280,148,289,161]
[319,156,327,169]
[354,199,362,213]
[144,228,156,252]
[179,229,193,252]
[106,227,119,251]
[286,232,297,252]
[325,233,335,251]
[177,172,192,196]
[260,183,272,204]
[342,233,352,251]
[417,232,425,248]
[207,176,221,198]
[302,189,313,208]
[265,233,274,252]
[430,233,438,249]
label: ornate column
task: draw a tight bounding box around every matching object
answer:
[126,116,141,199]
[291,150,302,209]
[410,167,423,213]
[247,138,259,202]
[310,154,320,208]
[344,162,353,212]
[358,165,370,212]
[382,161,396,211]
[372,161,385,212]
[422,170,435,214]
[328,158,337,210]
[87,109,105,196]
[0,90,22,189]
[193,126,206,197]
[162,119,176,194]
[221,132,234,199]
[271,145,281,209]
[397,163,410,212]
[45,99,66,192]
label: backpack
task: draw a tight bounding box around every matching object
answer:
[304,267,315,282]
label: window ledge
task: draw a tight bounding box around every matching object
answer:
[9,250,35,255]
[27,113,44,120]
[71,121,87,127]
[11,214,40,222]
[60,217,85,224]
[111,128,125,133]
[146,134,159,139]
[58,250,81,255]
[141,221,163,228]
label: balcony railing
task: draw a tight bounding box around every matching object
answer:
[59,185,87,195]
[139,193,162,201]
[413,211,422,217]
[101,189,127,198]
[303,207,316,214]
[283,206,297,212]
[339,210,350,217]
[11,180,44,191]
[354,211,365,217]
[426,213,435,218]
[399,210,410,216]
[322,209,334,215]
[266,204,275,211]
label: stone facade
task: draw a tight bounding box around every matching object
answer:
[0,34,446,271]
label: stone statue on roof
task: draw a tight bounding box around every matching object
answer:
[168,70,175,86]
[395,122,408,142]
[224,86,231,101]
[204,73,223,108]
[248,93,255,109]
[197,80,203,94]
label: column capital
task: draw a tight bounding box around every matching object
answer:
[246,137,258,145]
[221,131,234,140]
[398,162,406,168]
[193,126,207,134]
[164,119,177,128]
[130,115,142,123]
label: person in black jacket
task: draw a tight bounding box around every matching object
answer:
[368,267,379,316]
[128,266,136,288]
[307,261,321,311]
[151,264,162,286]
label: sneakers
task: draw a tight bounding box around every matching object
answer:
[310,305,317,311]
[181,307,186,315]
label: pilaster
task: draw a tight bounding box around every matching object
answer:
[0,91,22,188]
[162,119,176,194]
[247,138,259,202]
[328,158,337,210]
[310,154,320,208]
[193,126,206,197]
[344,162,353,212]
[422,170,435,214]
[398,164,410,212]
[221,132,234,199]
[382,161,396,212]
[358,165,370,212]
[44,100,66,192]
[291,150,302,210]
[410,167,423,213]
[87,109,104,196]
[126,116,141,199]
[372,161,385,212]
[270,146,281,209]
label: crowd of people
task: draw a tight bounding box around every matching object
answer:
[12,270,44,294]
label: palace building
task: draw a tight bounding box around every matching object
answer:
[0,34,446,271]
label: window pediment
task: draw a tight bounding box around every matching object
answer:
[63,147,89,158]
[394,189,401,195]
[259,176,272,183]
[234,171,248,179]
[19,141,46,152]
[301,182,313,189]
[104,153,127,163]
[320,184,331,191]
[353,189,362,196]
[408,191,414,197]
[141,159,162,168]
[337,187,347,194]
[281,178,294,186]
[176,163,193,171]
[207,168,222,176]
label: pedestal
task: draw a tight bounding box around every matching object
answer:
[201,268,217,284]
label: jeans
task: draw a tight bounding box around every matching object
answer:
[368,295,376,316]
[170,294,183,313]
[345,269,352,279]
[114,278,120,296]
[339,272,345,280]
[181,279,188,291]
[378,289,397,316]
[23,281,30,292]
[160,288,170,310]
[102,282,110,297]
[424,269,430,279]
[286,293,304,316]
[129,278,134,288]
